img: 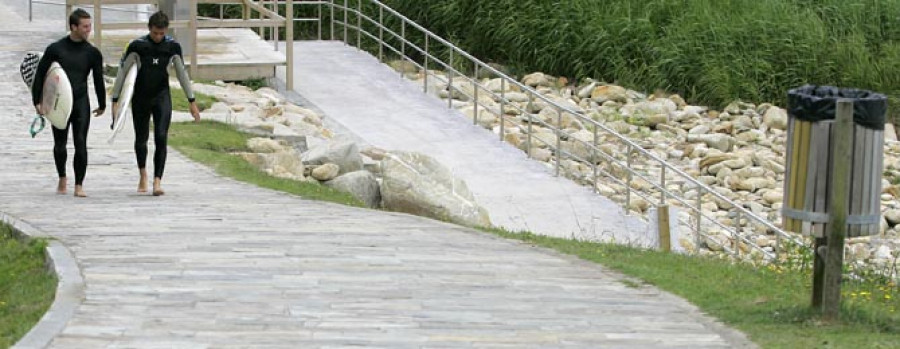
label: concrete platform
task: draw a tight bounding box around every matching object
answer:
[100,28,285,81]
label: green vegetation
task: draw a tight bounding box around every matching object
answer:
[168,120,364,207]
[484,228,900,348]
[0,224,56,347]
[171,89,216,112]
[380,0,900,116]
[236,78,268,91]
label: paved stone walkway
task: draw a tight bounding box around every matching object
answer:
[1,5,753,348]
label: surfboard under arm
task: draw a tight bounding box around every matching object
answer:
[112,52,140,101]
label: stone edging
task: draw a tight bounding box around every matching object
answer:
[1,211,84,349]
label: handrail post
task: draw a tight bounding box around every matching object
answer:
[423,35,429,93]
[93,0,102,51]
[272,0,278,51]
[401,21,406,62]
[500,79,506,141]
[733,210,742,258]
[447,49,454,109]
[660,164,667,206]
[330,0,334,40]
[626,146,633,212]
[695,185,703,249]
[317,0,322,40]
[592,125,598,193]
[286,0,294,90]
[555,108,562,176]
[378,6,383,61]
[343,0,347,44]
[473,65,479,126]
[190,0,198,80]
[527,93,533,158]
[356,0,361,49]
[29,0,32,22]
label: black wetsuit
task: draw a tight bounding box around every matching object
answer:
[32,36,106,186]
[114,35,193,179]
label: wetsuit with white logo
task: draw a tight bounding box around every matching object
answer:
[31,36,106,186]
[112,34,194,179]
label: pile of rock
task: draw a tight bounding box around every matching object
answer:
[397,66,899,272]
[183,82,490,228]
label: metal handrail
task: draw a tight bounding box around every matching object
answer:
[29,0,156,22]
[327,0,808,261]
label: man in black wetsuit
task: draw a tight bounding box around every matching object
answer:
[32,8,106,198]
[111,11,200,196]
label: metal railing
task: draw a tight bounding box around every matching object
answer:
[323,0,808,261]
[28,0,155,22]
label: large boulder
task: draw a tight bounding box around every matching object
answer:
[325,170,381,208]
[380,151,491,227]
[301,138,363,175]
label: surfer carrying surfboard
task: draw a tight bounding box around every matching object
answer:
[111,11,200,197]
[32,8,107,198]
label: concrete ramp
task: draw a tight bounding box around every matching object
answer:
[279,41,651,244]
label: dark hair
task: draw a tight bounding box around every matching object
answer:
[148,11,169,29]
[68,8,91,29]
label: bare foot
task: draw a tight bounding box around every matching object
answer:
[73,185,87,198]
[152,177,164,196]
[56,177,67,195]
[137,169,148,193]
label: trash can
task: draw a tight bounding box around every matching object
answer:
[782,85,888,237]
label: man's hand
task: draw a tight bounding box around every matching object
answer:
[189,101,200,123]
[34,104,44,115]
[92,108,105,117]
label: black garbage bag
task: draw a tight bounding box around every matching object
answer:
[787,85,887,130]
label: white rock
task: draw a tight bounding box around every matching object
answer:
[311,163,340,181]
[522,72,553,87]
[885,209,900,226]
[763,106,788,130]
[688,125,711,135]
[762,190,783,205]
[874,245,893,260]
[247,138,284,153]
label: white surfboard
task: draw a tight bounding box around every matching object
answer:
[41,63,73,129]
[108,63,138,144]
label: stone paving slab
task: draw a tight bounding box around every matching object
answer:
[1,4,753,348]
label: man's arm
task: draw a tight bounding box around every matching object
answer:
[31,44,56,109]
[171,43,195,103]
[111,43,139,103]
[91,47,106,113]
[171,43,200,122]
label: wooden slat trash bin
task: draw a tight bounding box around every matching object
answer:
[783,85,888,237]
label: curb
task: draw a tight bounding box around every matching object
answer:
[1,211,84,349]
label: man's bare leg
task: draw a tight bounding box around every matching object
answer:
[152,177,164,196]
[73,185,86,197]
[137,168,148,193]
[57,177,67,194]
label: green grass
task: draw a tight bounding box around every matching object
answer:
[0,224,56,348]
[168,120,364,207]
[171,89,216,112]
[483,228,900,348]
[235,78,268,91]
[379,0,900,120]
